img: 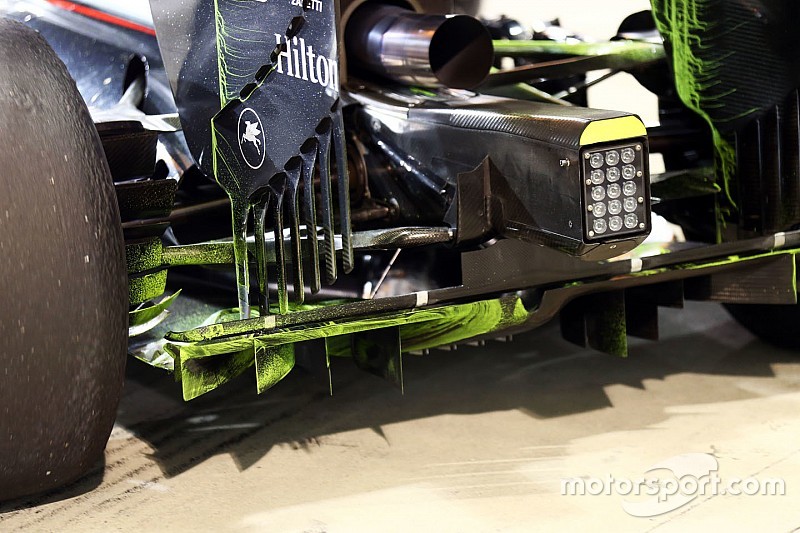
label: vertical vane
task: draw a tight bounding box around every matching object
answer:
[150,0,353,319]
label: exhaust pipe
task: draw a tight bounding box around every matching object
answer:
[345,3,493,89]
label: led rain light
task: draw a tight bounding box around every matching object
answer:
[621,147,636,164]
[622,165,636,179]
[583,141,650,243]
[592,202,607,217]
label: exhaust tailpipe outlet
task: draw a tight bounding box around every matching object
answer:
[345,3,493,89]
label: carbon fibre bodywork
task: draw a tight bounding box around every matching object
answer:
[1,0,799,402]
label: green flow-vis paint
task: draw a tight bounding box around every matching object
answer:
[651,0,800,211]
[150,0,351,317]
[164,296,531,400]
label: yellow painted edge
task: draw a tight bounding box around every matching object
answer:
[580,116,647,146]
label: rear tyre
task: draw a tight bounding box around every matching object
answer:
[725,303,800,351]
[0,19,128,500]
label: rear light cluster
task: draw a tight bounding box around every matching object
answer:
[582,143,648,242]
